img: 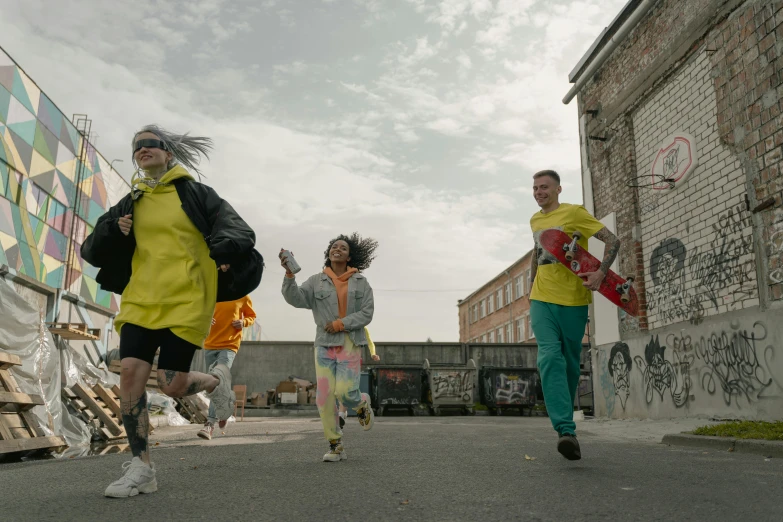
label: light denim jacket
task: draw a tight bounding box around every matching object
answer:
[282,271,374,347]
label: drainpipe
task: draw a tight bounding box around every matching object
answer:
[562,0,657,105]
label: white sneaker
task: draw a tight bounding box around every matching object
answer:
[323,441,347,462]
[207,363,235,422]
[104,457,157,498]
[353,393,374,431]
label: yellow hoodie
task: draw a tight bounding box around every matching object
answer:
[115,165,218,348]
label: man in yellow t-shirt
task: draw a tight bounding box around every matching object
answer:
[529,170,620,461]
[197,296,256,440]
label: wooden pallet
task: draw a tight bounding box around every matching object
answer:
[108,360,160,391]
[46,322,102,341]
[0,352,67,456]
[62,383,126,441]
[176,396,208,424]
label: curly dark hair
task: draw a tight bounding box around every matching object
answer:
[323,232,378,271]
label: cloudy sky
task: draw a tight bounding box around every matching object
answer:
[1,0,626,342]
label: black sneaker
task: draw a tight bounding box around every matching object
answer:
[339,414,345,430]
[557,434,582,460]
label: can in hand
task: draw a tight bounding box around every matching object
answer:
[280,249,301,274]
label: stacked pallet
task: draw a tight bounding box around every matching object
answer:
[108,358,160,391]
[0,352,67,457]
[175,396,208,424]
[46,322,101,341]
[62,383,126,442]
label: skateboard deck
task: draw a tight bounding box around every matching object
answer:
[539,229,639,316]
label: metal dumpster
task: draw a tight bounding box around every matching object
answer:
[370,365,425,416]
[347,371,371,417]
[423,359,477,415]
[479,366,540,416]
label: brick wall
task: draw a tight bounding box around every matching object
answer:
[579,0,783,337]
[458,253,534,343]
[633,51,758,329]
[709,2,783,301]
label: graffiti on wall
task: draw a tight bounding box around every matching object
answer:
[647,238,706,325]
[607,342,632,410]
[494,372,537,406]
[634,335,693,407]
[646,201,757,327]
[431,370,474,402]
[694,320,774,406]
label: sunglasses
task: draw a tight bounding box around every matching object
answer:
[133,139,167,153]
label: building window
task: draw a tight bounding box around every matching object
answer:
[506,323,513,343]
[528,315,535,338]
[487,295,494,314]
[488,331,495,343]
[516,318,526,342]
[482,334,488,343]
[472,305,478,323]
[515,276,523,299]
[496,289,502,309]
[505,283,512,305]
[480,300,486,318]
[526,269,531,294]
[495,328,502,343]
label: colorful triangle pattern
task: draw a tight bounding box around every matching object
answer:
[0,46,130,312]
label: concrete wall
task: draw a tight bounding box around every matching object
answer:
[593,306,783,420]
[576,0,783,419]
[227,341,542,396]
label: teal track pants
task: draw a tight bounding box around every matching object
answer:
[530,300,588,436]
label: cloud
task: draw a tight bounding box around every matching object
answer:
[0,0,630,342]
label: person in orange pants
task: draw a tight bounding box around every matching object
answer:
[198,295,256,440]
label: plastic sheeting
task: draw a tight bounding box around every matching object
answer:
[0,279,90,448]
[147,390,189,426]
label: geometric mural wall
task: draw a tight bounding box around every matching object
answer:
[0,45,129,311]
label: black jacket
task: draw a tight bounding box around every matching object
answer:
[81,178,263,302]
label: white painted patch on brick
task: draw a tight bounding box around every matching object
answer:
[632,52,758,329]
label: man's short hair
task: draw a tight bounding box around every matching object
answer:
[533,170,561,185]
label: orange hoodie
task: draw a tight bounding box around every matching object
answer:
[204,296,256,352]
[324,266,358,332]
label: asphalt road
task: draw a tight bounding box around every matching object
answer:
[1,416,781,521]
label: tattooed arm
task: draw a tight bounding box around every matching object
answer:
[580,226,620,290]
[593,226,621,274]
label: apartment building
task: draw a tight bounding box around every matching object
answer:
[457,250,535,344]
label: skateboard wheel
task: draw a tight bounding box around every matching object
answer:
[621,294,630,303]
[565,251,575,261]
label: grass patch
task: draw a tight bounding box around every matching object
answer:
[692,421,783,441]
[473,403,488,411]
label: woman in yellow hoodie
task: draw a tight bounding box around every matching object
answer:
[82,126,260,498]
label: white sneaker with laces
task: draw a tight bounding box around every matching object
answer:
[207,363,235,422]
[104,457,157,498]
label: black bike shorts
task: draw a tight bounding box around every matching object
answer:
[119,323,198,373]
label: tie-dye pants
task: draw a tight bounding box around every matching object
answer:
[315,334,363,442]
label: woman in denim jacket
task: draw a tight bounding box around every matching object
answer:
[281,233,377,462]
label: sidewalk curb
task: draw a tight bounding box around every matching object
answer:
[661,433,783,457]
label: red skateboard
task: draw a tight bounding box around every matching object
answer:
[539,229,639,316]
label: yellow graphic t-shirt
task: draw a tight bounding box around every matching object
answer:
[529,203,606,306]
